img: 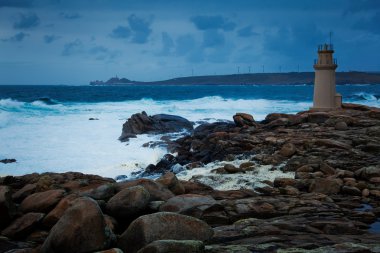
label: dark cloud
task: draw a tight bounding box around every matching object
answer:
[59,12,82,20]
[110,26,131,39]
[175,34,196,56]
[202,30,225,48]
[346,0,380,13]
[43,34,60,44]
[2,32,29,42]
[13,13,40,29]
[127,14,153,44]
[237,25,258,37]
[190,15,236,31]
[352,11,380,35]
[62,39,84,56]
[159,32,174,56]
[89,46,120,61]
[0,0,33,8]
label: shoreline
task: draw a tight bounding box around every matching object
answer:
[1,103,380,252]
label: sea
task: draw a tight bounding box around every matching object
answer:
[0,84,379,179]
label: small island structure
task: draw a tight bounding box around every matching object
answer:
[312,43,342,111]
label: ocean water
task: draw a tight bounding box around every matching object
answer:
[0,84,379,179]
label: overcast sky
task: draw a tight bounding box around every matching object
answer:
[0,0,379,84]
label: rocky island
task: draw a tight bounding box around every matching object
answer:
[1,103,380,253]
[90,71,380,86]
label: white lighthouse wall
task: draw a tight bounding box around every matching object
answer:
[313,69,336,109]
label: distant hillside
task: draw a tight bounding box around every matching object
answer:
[90,71,380,86]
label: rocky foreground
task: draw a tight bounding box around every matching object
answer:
[1,103,380,253]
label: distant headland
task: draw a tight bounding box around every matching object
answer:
[90,71,380,86]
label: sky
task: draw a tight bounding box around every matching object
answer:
[0,0,379,85]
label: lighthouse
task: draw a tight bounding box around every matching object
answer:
[312,43,342,111]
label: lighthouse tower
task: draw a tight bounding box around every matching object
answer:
[312,43,342,111]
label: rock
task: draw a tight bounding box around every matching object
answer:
[341,186,361,196]
[20,189,65,213]
[12,184,36,202]
[43,194,78,228]
[0,186,15,229]
[119,112,193,141]
[41,197,112,253]
[273,178,298,188]
[159,194,217,215]
[319,163,336,175]
[279,143,296,157]
[0,159,16,164]
[156,172,185,195]
[223,164,241,174]
[314,139,352,150]
[1,213,44,239]
[233,113,255,127]
[309,178,342,195]
[80,183,116,200]
[95,249,124,253]
[89,118,99,120]
[137,240,204,253]
[307,112,330,123]
[355,166,380,180]
[335,121,348,130]
[279,186,300,195]
[362,188,370,197]
[117,179,174,201]
[106,186,150,220]
[118,212,214,253]
[296,165,314,173]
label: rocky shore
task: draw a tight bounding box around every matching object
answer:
[1,103,380,253]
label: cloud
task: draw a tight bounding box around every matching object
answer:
[110,14,153,44]
[62,39,84,56]
[202,30,225,48]
[346,0,380,13]
[110,25,131,39]
[89,46,120,61]
[175,34,196,56]
[190,15,236,31]
[0,0,33,8]
[352,11,380,35]
[13,13,40,29]
[159,32,174,56]
[2,32,29,42]
[59,12,82,20]
[43,34,60,44]
[237,25,258,37]
[127,14,153,44]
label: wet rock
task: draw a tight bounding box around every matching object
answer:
[137,240,204,253]
[106,186,150,220]
[309,178,342,195]
[20,189,65,213]
[117,179,174,201]
[223,164,241,174]
[0,186,15,229]
[307,112,330,123]
[0,159,16,164]
[41,197,112,253]
[118,212,213,253]
[156,172,185,195]
[233,113,255,127]
[279,143,296,157]
[1,213,44,239]
[119,112,193,141]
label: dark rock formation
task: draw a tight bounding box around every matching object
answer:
[119,111,193,141]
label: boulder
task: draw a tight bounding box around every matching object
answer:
[0,186,15,229]
[80,183,116,200]
[137,240,204,253]
[117,179,174,201]
[335,121,348,131]
[42,194,78,228]
[223,164,241,174]
[0,159,16,164]
[106,186,150,220]
[159,194,217,215]
[279,143,296,157]
[95,249,124,253]
[233,113,256,127]
[118,212,214,253]
[41,197,112,253]
[319,163,336,175]
[156,172,185,195]
[309,178,342,195]
[307,112,330,123]
[20,189,65,213]
[1,213,44,239]
[12,184,36,202]
[355,166,380,180]
[119,112,193,141]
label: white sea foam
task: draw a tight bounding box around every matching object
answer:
[0,95,377,178]
[177,159,294,191]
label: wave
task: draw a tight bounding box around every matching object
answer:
[347,92,379,101]
[33,97,60,105]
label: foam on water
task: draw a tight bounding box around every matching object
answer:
[177,159,294,191]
